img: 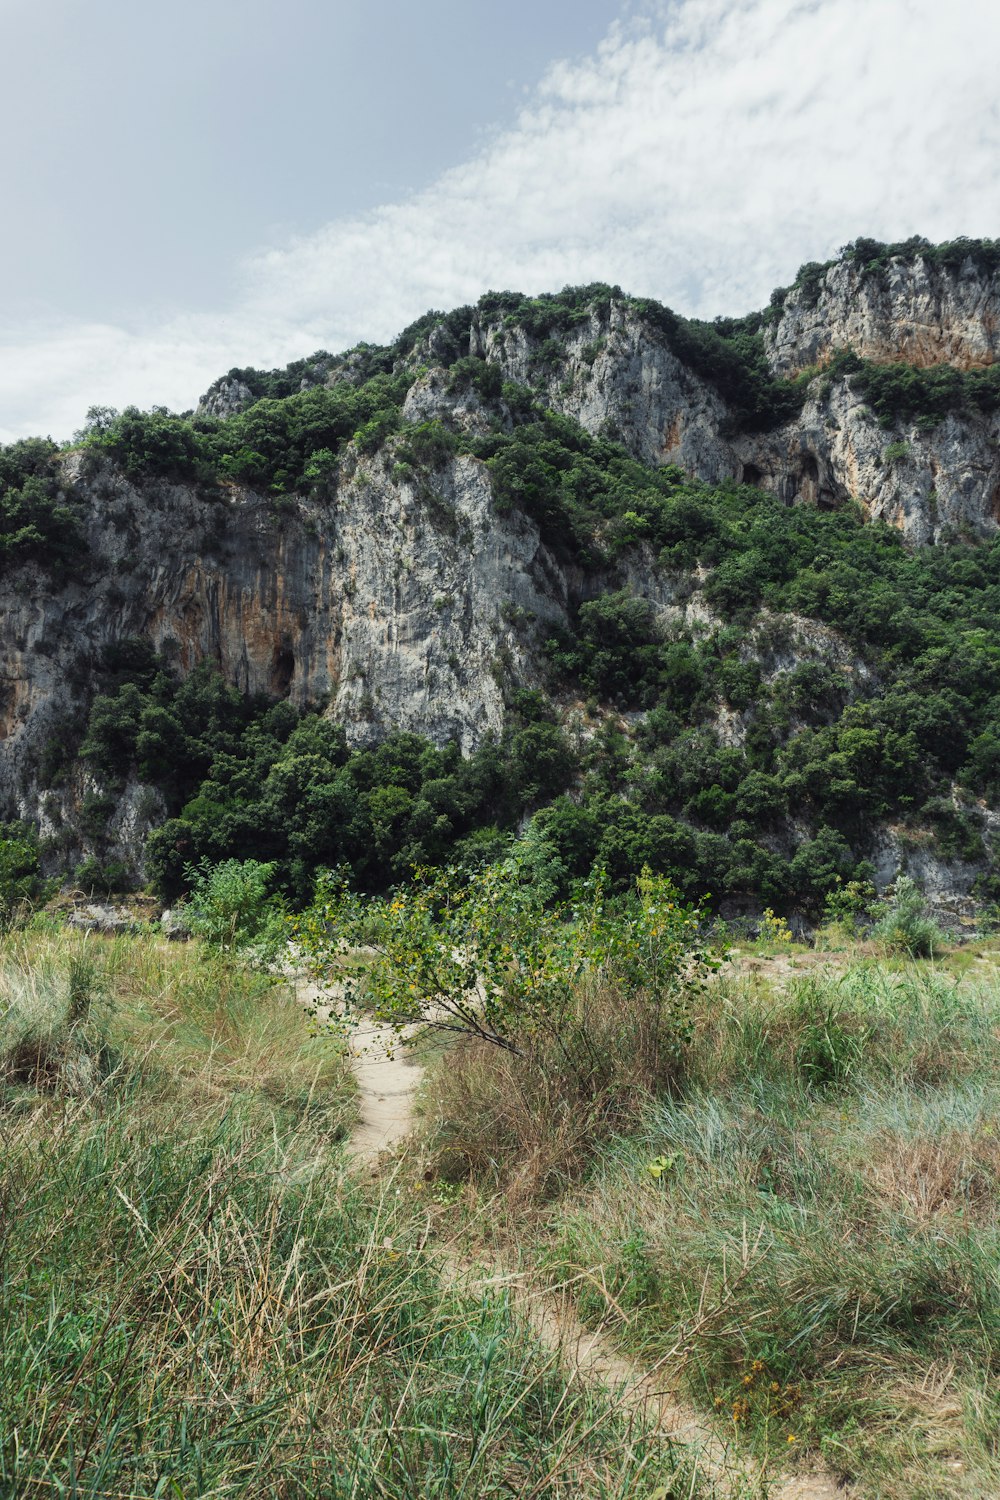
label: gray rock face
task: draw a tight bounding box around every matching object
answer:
[0,439,571,872]
[197,375,258,420]
[763,254,1000,374]
[479,303,735,478]
[5,253,1000,891]
[733,384,1000,545]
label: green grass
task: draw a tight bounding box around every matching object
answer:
[524,962,1000,1497]
[0,927,701,1498]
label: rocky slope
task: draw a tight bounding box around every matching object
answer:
[469,289,1000,546]
[3,239,1000,912]
[2,444,574,860]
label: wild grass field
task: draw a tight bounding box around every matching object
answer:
[424,942,1000,1499]
[5,864,1000,1500]
[0,923,701,1499]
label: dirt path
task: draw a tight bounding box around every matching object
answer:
[345,1017,425,1164]
[299,976,845,1498]
[294,976,426,1165]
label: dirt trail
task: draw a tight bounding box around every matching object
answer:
[298,976,845,1498]
[295,977,425,1165]
[345,1017,425,1163]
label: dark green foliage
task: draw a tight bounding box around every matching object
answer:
[213,373,411,493]
[478,283,621,339]
[845,234,1000,279]
[395,419,460,471]
[74,854,130,895]
[447,355,504,400]
[146,714,575,902]
[472,408,699,564]
[0,438,83,571]
[546,591,710,712]
[0,823,47,919]
[395,303,477,360]
[208,349,337,403]
[84,406,210,482]
[80,654,266,798]
[539,474,1000,906]
[828,350,1000,429]
[81,370,414,498]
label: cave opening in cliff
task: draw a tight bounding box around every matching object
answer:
[271,644,296,696]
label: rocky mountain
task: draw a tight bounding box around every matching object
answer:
[3,236,1000,922]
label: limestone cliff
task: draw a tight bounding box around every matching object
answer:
[4,239,1000,911]
[763,251,1000,374]
[470,289,1000,545]
[1,443,571,860]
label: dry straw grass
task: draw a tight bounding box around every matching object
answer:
[426,972,687,1203]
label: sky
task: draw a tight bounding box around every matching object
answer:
[1,0,998,442]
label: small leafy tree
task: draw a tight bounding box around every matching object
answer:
[184,859,287,957]
[295,854,716,1082]
[821,876,878,935]
[871,875,944,957]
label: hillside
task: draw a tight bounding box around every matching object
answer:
[2,235,1000,921]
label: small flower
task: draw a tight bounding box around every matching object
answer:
[787,1434,797,1444]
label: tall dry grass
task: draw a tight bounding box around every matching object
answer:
[425,972,688,1203]
[526,962,1000,1498]
[0,926,701,1498]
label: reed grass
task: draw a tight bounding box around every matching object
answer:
[525,962,1000,1497]
[0,926,698,1498]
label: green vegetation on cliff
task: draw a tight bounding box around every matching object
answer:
[55,354,1000,913]
[0,437,83,572]
[8,235,1000,913]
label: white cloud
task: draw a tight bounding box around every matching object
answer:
[3,0,998,442]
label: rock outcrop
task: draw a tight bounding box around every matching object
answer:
[0,444,570,832]
[763,253,1000,374]
[470,298,1000,545]
[5,243,1000,900]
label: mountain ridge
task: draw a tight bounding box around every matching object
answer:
[2,235,1000,925]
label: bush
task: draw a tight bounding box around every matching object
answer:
[184,858,287,957]
[0,438,84,573]
[302,859,718,1197]
[871,875,945,957]
[0,823,48,928]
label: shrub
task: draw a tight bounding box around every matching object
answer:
[0,438,84,573]
[872,875,945,957]
[184,858,287,957]
[0,823,48,929]
[302,859,718,1196]
[821,876,879,934]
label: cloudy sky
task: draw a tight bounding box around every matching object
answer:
[2,0,998,442]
